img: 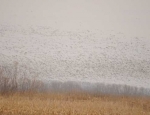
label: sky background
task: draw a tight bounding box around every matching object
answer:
[0,0,150,89]
[0,0,150,38]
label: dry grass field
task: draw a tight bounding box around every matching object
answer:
[0,66,150,115]
[0,92,150,115]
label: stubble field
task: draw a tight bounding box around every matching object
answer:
[0,92,150,115]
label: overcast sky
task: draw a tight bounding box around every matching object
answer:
[0,0,150,37]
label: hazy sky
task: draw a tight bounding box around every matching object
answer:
[0,0,150,37]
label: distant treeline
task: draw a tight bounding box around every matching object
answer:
[0,62,150,96]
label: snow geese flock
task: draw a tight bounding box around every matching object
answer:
[0,25,150,93]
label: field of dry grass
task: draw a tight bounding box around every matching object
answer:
[0,65,150,115]
[0,92,150,115]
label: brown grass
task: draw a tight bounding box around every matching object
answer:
[1,63,150,115]
[0,92,150,115]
